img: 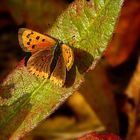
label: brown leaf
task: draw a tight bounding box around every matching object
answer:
[105,0,140,66]
[79,60,119,133]
[124,57,140,139]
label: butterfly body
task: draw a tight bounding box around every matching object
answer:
[18,28,74,86]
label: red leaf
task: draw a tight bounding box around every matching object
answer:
[104,0,140,66]
[78,132,122,140]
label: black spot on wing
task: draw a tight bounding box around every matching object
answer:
[26,34,30,38]
[42,39,45,42]
[36,36,40,40]
[32,45,36,49]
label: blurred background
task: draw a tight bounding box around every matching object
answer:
[0,0,140,140]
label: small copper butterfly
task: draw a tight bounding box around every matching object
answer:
[18,28,74,86]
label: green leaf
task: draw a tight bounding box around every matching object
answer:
[0,0,123,139]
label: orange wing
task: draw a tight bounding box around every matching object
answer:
[61,44,74,71]
[18,28,57,53]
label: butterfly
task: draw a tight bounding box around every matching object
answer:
[18,28,74,86]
